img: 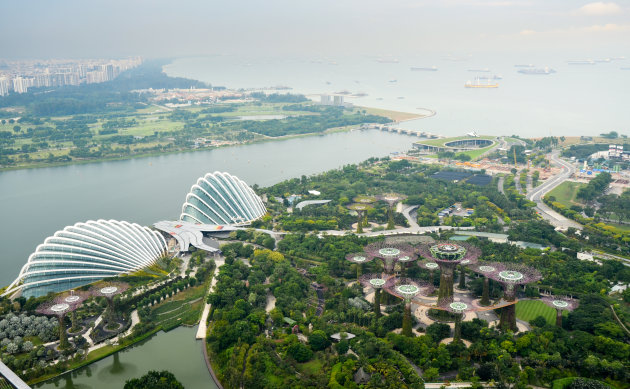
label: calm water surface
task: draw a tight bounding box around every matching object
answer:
[34,327,216,389]
[164,54,630,138]
[0,129,416,286]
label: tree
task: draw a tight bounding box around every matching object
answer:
[308,330,330,351]
[530,315,547,328]
[124,370,184,389]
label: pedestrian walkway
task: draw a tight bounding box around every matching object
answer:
[196,258,225,339]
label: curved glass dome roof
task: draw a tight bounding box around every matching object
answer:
[3,220,167,298]
[180,171,266,226]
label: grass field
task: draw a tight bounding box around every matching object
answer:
[516,300,567,325]
[547,181,585,208]
[151,282,208,329]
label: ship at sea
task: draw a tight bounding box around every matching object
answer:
[465,77,498,88]
[518,67,556,75]
[467,68,491,72]
[410,66,438,71]
[567,59,595,65]
[478,74,503,80]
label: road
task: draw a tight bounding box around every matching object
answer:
[526,151,583,230]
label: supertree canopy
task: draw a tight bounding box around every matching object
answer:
[364,242,416,273]
[440,300,471,343]
[486,264,542,331]
[347,203,374,233]
[346,252,375,279]
[57,291,89,333]
[359,273,391,318]
[541,295,579,327]
[417,242,480,304]
[468,262,506,306]
[377,193,407,230]
[385,277,434,336]
[36,295,85,349]
[91,283,130,329]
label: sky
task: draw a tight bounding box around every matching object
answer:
[1,0,629,59]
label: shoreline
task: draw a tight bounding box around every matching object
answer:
[0,106,428,174]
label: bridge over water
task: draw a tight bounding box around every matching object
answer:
[361,123,443,139]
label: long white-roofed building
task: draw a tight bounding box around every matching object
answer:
[180,171,266,226]
[3,220,168,298]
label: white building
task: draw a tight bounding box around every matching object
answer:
[12,77,29,94]
[0,77,10,96]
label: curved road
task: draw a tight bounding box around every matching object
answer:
[526,151,582,230]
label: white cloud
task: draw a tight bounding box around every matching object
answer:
[576,2,622,15]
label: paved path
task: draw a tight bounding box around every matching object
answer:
[526,151,582,230]
[497,175,505,195]
[265,292,276,313]
[196,258,225,339]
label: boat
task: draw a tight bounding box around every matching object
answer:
[478,74,503,80]
[515,64,534,68]
[518,67,556,75]
[388,79,397,83]
[467,68,490,72]
[410,66,438,71]
[465,78,498,88]
[377,58,399,63]
[567,59,595,65]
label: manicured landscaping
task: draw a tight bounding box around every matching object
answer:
[516,300,566,325]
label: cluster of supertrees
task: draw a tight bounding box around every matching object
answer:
[35,282,129,349]
[346,194,406,233]
[347,240,578,340]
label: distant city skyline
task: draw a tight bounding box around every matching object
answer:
[1,0,628,59]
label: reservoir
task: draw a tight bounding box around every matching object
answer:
[34,327,216,389]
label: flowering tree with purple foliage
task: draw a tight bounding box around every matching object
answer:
[541,295,579,327]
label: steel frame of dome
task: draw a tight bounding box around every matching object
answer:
[2,219,168,298]
[180,171,266,226]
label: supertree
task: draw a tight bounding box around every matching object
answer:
[486,264,542,331]
[468,262,506,306]
[359,273,390,318]
[36,300,82,349]
[378,193,407,230]
[418,260,440,285]
[91,283,130,330]
[416,242,480,305]
[385,277,433,336]
[347,203,373,233]
[437,300,471,343]
[346,253,375,280]
[364,242,416,274]
[541,295,579,327]
[57,291,90,333]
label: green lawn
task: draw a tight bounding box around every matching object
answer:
[516,300,567,325]
[547,181,585,208]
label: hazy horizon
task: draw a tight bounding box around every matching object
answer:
[1,0,629,60]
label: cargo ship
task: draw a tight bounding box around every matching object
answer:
[465,78,498,88]
[567,59,595,65]
[518,67,556,75]
[410,66,438,71]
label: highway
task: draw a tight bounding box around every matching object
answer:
[526,151,583,230]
